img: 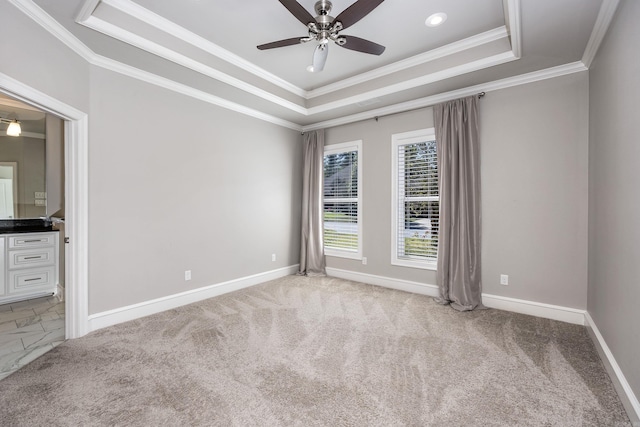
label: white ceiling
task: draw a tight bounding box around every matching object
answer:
[25,0,606,129]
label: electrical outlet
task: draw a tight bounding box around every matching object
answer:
[500,274,509,286]
[362,257,367,265]
[185,270,191,281]
[35,192,46,199]
[271,253,276,262]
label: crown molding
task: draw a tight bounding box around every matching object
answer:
[91,55,303,131]
[75,0,100,22]
[582,0,620,68]
[97,0,306,98]
[504,0,522,58]
[306,27,509,99]
[9,0,302,131]
[79,15,307,115]
[307,51,516,115]
[76,0,519,102]
[302,61,588,131]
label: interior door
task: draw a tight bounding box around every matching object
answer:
[0,178,15,218]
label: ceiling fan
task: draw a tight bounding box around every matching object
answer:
[257,0,386,72]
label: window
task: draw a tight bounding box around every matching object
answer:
[323,140,362,259]
[392,129,439,269]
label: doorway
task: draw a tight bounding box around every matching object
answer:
[0,71,89,342]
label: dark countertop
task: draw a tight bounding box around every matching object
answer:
[0,219,58,235]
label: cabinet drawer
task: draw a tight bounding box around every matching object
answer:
[9,267,56,295]
[8,247,55,269]
[9,233,56,249]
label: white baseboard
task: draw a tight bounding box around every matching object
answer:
[482,293,586,325]
[88,265,299,332]
[326,267,439,297]
[585,312,640,424]
[327,267,585,325]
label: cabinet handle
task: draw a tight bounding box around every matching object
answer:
[23,256,42,260]
[22,239,45,243]
[24,277,42,282]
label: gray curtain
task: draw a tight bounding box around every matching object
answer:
[434,96,483,311]
[298,129,326,276]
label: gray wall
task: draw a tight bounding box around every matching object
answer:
[588,0,640,410]
[326,72,589,310]
[0,3,302,315]
[87,67,302,313]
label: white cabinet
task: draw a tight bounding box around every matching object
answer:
[0,232,59,305]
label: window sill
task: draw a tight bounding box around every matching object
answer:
[391,258,437,271]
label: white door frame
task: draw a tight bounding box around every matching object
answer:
[0,72,89,338]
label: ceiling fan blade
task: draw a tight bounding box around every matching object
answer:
[339,36,385,55]
[257,37,304,50]
[278,0,315,26]
[334,0,385,30]
[311,43,329,72]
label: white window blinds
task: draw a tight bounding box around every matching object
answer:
[392,129,439,268]
[323,141,362,258]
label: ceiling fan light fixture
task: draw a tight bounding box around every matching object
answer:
[425,12,447,27]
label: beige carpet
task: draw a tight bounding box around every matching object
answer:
[0,275,631,426]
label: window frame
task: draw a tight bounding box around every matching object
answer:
[323,140,363,260]
[391,128,438,270]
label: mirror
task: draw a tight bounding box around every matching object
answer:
[0,94,49,219]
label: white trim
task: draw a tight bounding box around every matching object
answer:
[96,0,306,98]
[585,312,640,422]
[326,267,439,297]
[75,0,100,22]
[323,140,363,259]
[302,61,588,132]
[88,265,299,332]
[90,55,303,132]
[504,0,522,58]
[306,51,516,116]
[326,268,586,325]
[0,72,90,339]
[482,294,586,325]
[78,15,307,115]
[306,27,509,99]
[581,0,621,68]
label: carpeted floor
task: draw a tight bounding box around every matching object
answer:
[0,275,631,426]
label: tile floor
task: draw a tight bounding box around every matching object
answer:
[0,292,65,380]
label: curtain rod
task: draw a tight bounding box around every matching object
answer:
[302,91,485,134]
[373,91,485,122]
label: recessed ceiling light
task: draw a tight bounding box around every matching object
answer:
[425,12,447,27]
